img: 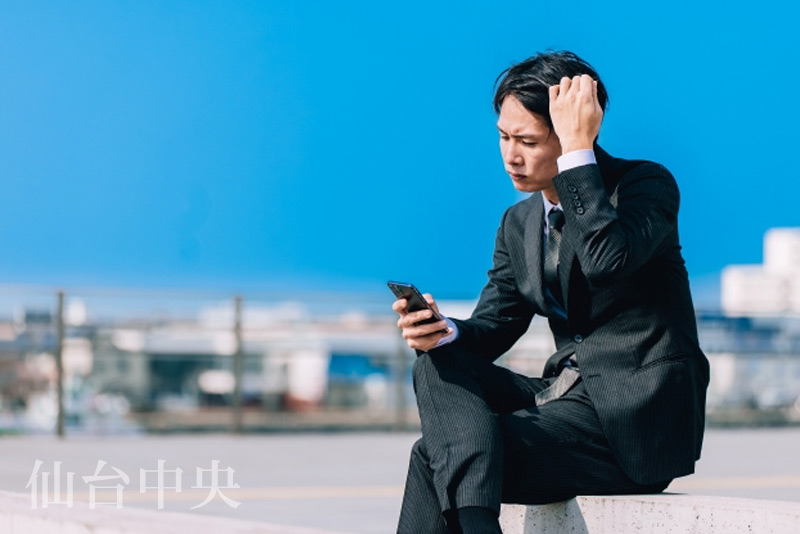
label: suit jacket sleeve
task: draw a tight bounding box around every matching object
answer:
[449,207,534,361]
[553,161,680,284]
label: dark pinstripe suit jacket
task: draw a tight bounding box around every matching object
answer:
[450,146,710,485]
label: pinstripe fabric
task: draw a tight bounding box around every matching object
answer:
[450,147,710,485]
[397,146,709,532]
[397,438,450,534]
[397,346,543,533]
[397,346,670,532]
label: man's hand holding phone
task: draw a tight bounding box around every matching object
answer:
[388,281,453,352]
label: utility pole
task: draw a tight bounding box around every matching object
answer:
[232,295,244,434]
[394,328,408,432]
[55,291,65,439]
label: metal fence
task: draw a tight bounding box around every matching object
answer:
[0,286,421,437]
[2,286,800,437]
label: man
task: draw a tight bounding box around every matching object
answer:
[392,51,710,534]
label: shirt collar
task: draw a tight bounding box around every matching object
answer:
[541,193,562,234]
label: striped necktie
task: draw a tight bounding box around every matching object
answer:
[544,208,565,304]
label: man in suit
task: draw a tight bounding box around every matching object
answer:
[392,51,710,534]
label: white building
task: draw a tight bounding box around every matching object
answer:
[722,228,800,315]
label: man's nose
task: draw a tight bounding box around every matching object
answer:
[503,141,522,166]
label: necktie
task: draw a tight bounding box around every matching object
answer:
[537,207,581,405]
[544,208,565,304]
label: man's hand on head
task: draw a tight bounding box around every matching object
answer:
[392,294,452,353]
[548,74,604,155]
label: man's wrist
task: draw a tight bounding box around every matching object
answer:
[434,317,459,348]
[557,148,596,173]
[560,144,593,154]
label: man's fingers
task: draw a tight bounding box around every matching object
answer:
[578,74,594,100]
[401,320,448,340]
[392,298,408,315]
[571,75,582,93]
[552,75,597,106]
[423,293,440,314]
[397,308,434,328]
[559,76,571,95]
[404,325,448,351]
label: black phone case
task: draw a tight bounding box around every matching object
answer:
[387,281,442,325]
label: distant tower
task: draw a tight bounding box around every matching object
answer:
[721,228,800,315]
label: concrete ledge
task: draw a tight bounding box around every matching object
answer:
[500,494,800,534]
[0,491,350,534]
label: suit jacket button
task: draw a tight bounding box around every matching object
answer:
[574,334,583,343]
[567,185,577,193]
[571,193,579,199]
[572,199,582,207]
[576,207,585,215]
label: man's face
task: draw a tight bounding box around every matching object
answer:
[497,94,562,196]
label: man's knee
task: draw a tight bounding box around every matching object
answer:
[412,348,459,389]
[412,350,437,380]
[412,352,433,396]
[412,351,430,372]
[410,437,428,464]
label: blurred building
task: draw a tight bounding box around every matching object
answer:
[722,228,800,315]
[709,227,800,419]
[89,302,407,414]
[4,246,800,434]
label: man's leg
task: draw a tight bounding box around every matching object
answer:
[397,346,671,532]
[397,344,548,533]
[397,439,450,534]
[499,380,671,504]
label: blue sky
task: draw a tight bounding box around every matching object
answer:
[1,2,798,306]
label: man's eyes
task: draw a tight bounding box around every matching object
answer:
[499,135,536,147]
[500,134,537,146]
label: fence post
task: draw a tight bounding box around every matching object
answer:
[393,328,408,432]
[232,295,244,434]
[55,290,65,439]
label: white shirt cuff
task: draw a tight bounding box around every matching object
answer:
[434,316,459,348]
[557,149,596,172]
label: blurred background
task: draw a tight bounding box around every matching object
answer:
[0,1,799,531]
[2,245,800,436]
[0,0,798,436]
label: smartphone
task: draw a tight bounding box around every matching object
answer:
[387,281,447,332]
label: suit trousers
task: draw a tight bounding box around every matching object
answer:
[396,344,671,534]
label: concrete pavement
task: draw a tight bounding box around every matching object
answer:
[0,428,798,533]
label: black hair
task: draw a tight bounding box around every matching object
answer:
[493,50,608,126]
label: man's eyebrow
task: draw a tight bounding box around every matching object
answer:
[496,125,539,138]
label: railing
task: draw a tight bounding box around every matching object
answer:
[0,285,418,437]
[2,286,800,437]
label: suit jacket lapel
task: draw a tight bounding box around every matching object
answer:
[557,228,575,311]
[523,194,550,314]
